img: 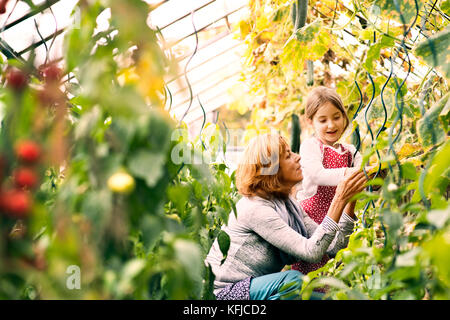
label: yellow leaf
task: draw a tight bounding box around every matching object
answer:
[117,67,139,86]
[255,15,270,31]
[258,31,275,43]
[398,143,418,159]
[359,28,376,41]
[239,20,251,39]
[134,51,165,102]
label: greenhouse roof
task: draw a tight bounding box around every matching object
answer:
[148,0,249,131]
[0,0,249,135]
[0,0,444,139]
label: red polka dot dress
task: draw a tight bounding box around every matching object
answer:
[292,139,353,276]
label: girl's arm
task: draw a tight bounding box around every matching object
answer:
[353,150,363,169]
[300,138,348,186]
[345,143,362,169]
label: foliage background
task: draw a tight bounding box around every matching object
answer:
[0,0,448,300]
[232,0,450,299]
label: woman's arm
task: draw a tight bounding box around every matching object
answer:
[344,201,356,219]
[242,202,341,263]
[304,171,366,257]
[241,171,367,263]
[300,203,357,259]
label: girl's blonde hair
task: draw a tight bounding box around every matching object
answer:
[305,86,349,130]
[235,133,291,200]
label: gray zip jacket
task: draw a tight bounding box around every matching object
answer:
[205,195,356,295]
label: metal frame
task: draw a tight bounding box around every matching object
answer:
[0,0,444,129]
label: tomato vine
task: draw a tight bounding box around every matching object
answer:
[236,0,449,300]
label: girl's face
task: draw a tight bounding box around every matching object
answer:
[279,147,302,188]
[310,102,346,147]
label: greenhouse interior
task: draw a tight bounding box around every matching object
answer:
[0,0,449,302]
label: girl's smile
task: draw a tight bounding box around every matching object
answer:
[310,101,346,147]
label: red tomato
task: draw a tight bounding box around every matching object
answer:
[0,0,9,14]
[6,68,28,91]
[14,168,38,188]
[41,63,62,83]
[15,141,41,164]
[0,189,32,218]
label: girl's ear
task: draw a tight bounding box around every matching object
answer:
[306,118,313,127]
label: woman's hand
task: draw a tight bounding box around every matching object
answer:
[327,170,368,223]
[336,169,368,203]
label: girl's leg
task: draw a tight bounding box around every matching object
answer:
[249,270,324,300]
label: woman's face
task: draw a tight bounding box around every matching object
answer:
[310,101,346,147]
[279,147,302,188]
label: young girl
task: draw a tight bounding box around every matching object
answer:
[292,86,362,276]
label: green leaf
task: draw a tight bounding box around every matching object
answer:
[217,230,230,265]
[117,259,146,296]
[423,230,450,285]
[374,0,423,25]
[173,239,203,284]
[401,162,418,180]
[139,215,163,251]
[74,106,102,140]
[64,3,102,72]
[81,189,112,228]
[167,185,190,215]
[147,110,174,154]
[121,259,146,280]
[442,0,450,16]
[281,19,331,72]
[383,211,403,235]
[395,248,421,267]
[417,93,449,148]
[426,207,450,229]
[20,0,37,9]
[425,140,450,193]
[191,179,203,199]
[128,150,165,187]
[364,35,395,73]
[201,264,216,300]
[295,20,320,43]
[415,26,450,78]
[366,177,385,186]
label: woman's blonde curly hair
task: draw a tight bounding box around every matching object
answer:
[235,133,291,200]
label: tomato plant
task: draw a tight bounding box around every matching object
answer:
[0,0,238,299]
[236,0,449,300]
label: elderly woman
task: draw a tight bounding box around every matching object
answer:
[205,133,367,300]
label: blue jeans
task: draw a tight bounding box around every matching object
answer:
[249,270,324,300]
